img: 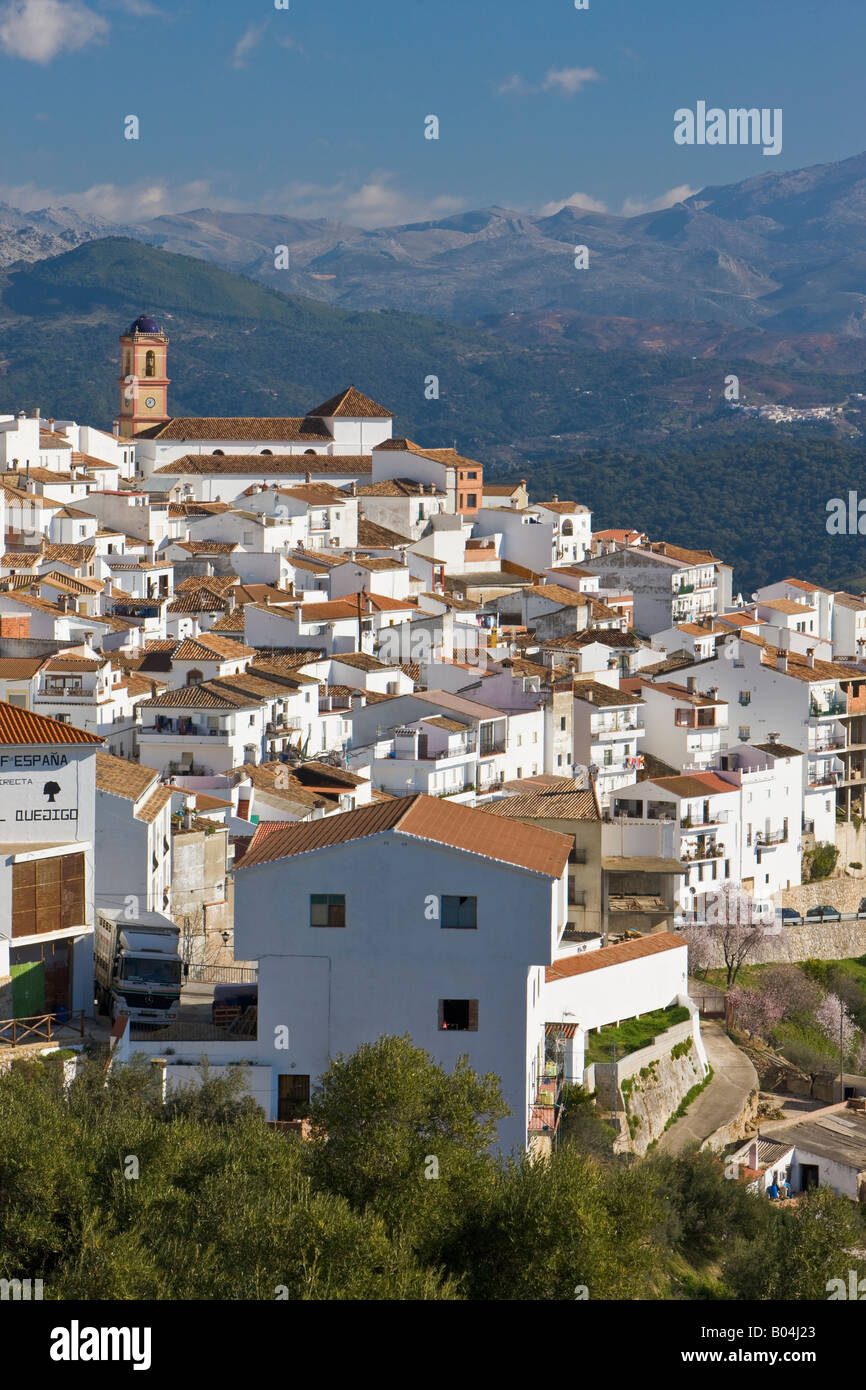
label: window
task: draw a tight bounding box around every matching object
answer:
[739,726,750,742]
[516,767,523,778]
[466,493,477,508]
[466,471,478,480]
[438,999,478,1031]
[560,716,567,731]
[569,887,586,907]
[145,350,156,378]
[569,845,587,864]
[557,754,563,766]
[561,519,574,537]
[441,895,477,929]
[739,691,751,706]
[310,893,345,927]
[277,1073,310,1121]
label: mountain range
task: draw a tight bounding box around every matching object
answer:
[6,149,866,350]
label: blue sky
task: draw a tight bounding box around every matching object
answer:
[0,0,864,225]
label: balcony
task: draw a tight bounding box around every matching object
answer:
[680,843,724,863]
[755,828,788,848]
[681,811,729,830]
[478,740,507,758]
[266,717,303,735]
[809,735,846,752]
[674,583,695,595]
[140,723,230,740]
[810,698,847,717]
[593,721,644,738]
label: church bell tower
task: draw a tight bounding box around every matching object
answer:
[117,314,170,438]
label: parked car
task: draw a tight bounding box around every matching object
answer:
[805,905,841,921]
[777,907,803,924]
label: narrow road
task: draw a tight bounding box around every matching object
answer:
[657,1021,757,1154]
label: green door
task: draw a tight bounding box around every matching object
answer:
[11,960,44,1017]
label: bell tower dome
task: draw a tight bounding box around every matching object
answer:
[117,314,170,439]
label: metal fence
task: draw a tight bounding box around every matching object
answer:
[184,964,258,985]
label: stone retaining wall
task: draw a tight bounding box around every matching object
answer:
[698,920,866,967]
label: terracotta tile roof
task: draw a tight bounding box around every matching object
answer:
[272,482,349,505]
[0,591,66,617]
[0,699,103,746]
[546,931,687,982]
[782,577,829,594]
[95,751,160,800]
[333,651,392,671]
[353,477,446,498]
[309,386,392,418]
[357,521,412,550]
[759,598,814,615]
[139,685,253,710]
[833,591,866,610]
[140,417,333,442]
[42,543,97,565]
[524,583,593,609]
[201,611,246,633]
[648,771,738,798]
[172,635,254,661]
[154,454,372,476]
[173,540,239,554]
[0,657,45,678]
[572,681,644,707]
[644,541,718,566]
[167,593,229,614]
[480,789,599,821]
[537,500,589,514]
[237,792,572,877]
[136,785,175,823]
[374,439,482,472]
[175,574,237,594]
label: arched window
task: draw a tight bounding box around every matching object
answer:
[303,449,316,456]
[145,350,156,378]
[261,449,272,455]
[186,669,203,685]
[213,449,225,456]
[561,519,574,536]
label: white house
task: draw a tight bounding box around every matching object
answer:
[94,751,174,915]
[231,793,571,1153]
[0,701,103,1020]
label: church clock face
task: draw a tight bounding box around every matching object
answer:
[144,396,156,408]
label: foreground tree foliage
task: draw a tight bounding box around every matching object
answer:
[1,1039,864,1300]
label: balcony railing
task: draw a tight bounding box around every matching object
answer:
[810,698,847,717]
[756,828,788,846]
[680,843,724,862]
[681,811,729,829]
[478,740,507,757]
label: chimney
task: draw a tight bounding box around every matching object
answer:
[30,407,39,419]
[305,471,312,484]
[687,676,697,693]
[776,652,788,673]
[709,685,719,697]
[81,631,94,651]
[552,494,558,503]
[10,457,17,471]
[806,647,815,668]
[49,418,55,430]
[350,481,357,496]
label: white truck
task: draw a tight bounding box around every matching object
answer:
[94,907,183,1024]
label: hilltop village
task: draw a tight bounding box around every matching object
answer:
[3,313,866,1184]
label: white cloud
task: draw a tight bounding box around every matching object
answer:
[0,173,464,230]
[0,179,216,221]
[621,184,699,216]
[537,191,608,217]
[0,0,107,63]
[496,73,532,96]
[231,21,268,68]
[267,174,465,228]
[542,66,600,96]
